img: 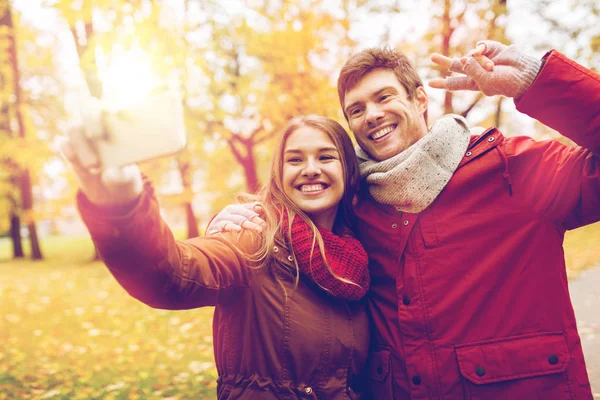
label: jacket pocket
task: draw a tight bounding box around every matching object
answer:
[455,332,574,400]
[366,349,393,398]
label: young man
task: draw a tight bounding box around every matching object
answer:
[210,40,600,399]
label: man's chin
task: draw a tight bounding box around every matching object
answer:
[372,147,403,162]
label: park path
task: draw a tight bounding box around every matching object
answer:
[570,264,600,398]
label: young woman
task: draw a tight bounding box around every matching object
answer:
[61,115,370,399]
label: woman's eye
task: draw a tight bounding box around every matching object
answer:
[379,94,391,102]
[320,155,335,161]
[286,158,302,163]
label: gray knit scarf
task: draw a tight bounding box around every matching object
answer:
[357,114,471,213]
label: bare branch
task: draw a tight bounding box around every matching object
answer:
[459,92,484,118]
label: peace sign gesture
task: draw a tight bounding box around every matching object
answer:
[429,41,542,99]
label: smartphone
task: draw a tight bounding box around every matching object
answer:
[79,90,187,168]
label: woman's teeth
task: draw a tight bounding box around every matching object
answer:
[301,184,324,192]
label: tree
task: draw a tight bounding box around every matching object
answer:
[53,0,202,238]
[184,0,354,200]
[0,0,44,259]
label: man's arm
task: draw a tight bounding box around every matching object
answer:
[511,50,600,229]
[515,50,600,156]
[430,41,600,229]
[430,41,600,153]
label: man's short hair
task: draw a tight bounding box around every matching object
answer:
[337,47,427,122]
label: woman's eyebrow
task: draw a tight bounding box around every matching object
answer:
[285,146,338,153]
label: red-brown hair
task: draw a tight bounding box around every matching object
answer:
[337,47,427,123]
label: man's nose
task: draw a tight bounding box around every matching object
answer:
[365,104,384,126]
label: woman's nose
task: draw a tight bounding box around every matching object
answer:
[302,159,321,177]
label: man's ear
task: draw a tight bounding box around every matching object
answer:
[414,86,428,115]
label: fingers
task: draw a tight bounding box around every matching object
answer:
[207,203,266,235]
[223,218,264,233]
[476,40,505,59]
[232,204,261,220]
[101,164,143,188]
[429,76,478,91]
[66,126,101,170]
[219,218,263,234]
[221,222,243,233]
[467,42,487,57]
[446,76,479,92]
[253,203,265,216]
[56,134,101,183]
[430,53,456,71]
[428,78,448,90]
[462,56,489,82]
[56,135,75,162]
[461,54,494,71]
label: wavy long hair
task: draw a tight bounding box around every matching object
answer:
[241,115,360,295]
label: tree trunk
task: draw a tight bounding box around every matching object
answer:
[19,170,43,260]
[9,212,24,258]
[1,1,24,258]
[177,159,199,238]
[6,3,43,260]
[441,0,453,114]
[495,97,504,127]
[183,202,198,238]
[242,147,260,194]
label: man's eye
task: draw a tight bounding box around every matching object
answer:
[379,94,391,102]
[349,108,363,117]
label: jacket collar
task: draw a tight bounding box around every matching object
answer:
[458,127,504,168]
[357,126,506,212]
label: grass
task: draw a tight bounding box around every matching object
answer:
[0,222,599,399]
[0,232,218,400]
[564,222,600,279]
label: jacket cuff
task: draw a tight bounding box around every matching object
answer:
[77,178,157,244]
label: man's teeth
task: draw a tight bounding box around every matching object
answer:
[371,126,394,140]
[301,184,324,192]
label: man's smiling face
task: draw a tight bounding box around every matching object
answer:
[343,68,429,161]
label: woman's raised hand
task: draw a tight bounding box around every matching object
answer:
[57,127,143,207]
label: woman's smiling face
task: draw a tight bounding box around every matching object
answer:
[282,126,345,230]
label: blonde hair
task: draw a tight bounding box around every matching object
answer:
[240,115,360,296]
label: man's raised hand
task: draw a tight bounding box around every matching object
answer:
[429,40,542,99]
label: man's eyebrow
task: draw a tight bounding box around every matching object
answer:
[373,86,398,97]
[345,86,399,112]
[344,100,361,113]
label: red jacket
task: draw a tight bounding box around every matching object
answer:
[354,51,600,399]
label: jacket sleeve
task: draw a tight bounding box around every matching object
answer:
[77,180,259,310]
[510,51,600,229]
[515,50,600,155]
[504,137,600,229]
